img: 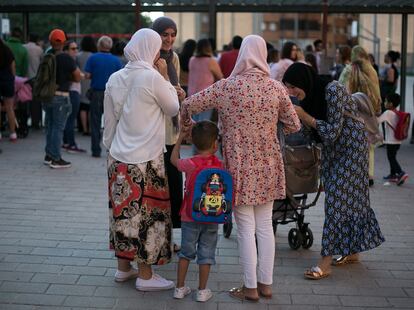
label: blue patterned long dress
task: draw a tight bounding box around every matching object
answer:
[316,81,385,257]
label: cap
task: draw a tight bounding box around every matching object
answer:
[49,29,66,44]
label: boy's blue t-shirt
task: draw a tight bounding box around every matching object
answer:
[85,52,122,90]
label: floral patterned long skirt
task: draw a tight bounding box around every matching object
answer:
[108,154,172,265]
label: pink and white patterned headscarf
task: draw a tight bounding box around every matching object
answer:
[230,34,270,78]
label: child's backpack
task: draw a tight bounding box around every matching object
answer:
[32,53,57,103]
[184,155,233,224]
[389,110,411,140]
[346,92,383,144]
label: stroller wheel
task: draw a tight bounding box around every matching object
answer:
[223,222,233,238]
[301,227,313,249]
[288,228,303,250]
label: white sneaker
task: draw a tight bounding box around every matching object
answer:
[173,286,191,299]
[196,288,213,302]
[136,274,175,291]
[114,268,139,282]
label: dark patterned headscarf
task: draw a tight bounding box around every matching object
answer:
[151,17,179,130]
[151,17,178,86]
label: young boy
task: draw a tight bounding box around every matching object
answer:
[170,120,221,302]
[377,93,409,185]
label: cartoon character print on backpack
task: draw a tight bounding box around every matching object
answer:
[190,168,233,224]
[193,171,228,217]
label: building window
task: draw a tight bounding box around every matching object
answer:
[280,19,294,30]
[298,20,320,31]
[261,22,267,31]
[269,22,277,31]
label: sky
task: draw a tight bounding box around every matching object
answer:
[142,11,164,21]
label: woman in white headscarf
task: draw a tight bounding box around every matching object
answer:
[181,35,301,301]
[103,28,180,292]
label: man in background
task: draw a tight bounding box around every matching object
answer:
[219,35,243,78]
[24,33,44,128]
[6,27,28,77]
[84,36,122,158]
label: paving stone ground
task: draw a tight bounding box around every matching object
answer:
[0,114,413,309]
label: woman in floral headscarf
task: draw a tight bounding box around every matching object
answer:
[103,28,179,291]
[181,35,301,301]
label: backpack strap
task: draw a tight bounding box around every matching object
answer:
[386,109,398,132]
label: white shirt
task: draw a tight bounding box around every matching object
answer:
[377,109,401,144]
[270,58,293,81]
[103,65,179,163]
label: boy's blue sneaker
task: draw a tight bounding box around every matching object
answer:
[397,172,408,186]
[383,174,398,182]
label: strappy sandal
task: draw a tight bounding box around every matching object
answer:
[228,286,259,302]
[304,266,331,280]
[257,282,272,299]
[332,255,359,266]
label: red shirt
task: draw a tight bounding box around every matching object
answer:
[219,49,239,78]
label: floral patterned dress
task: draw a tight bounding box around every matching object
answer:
[316,81,385,256]
[181,72,301,207]
[107,154,172,265]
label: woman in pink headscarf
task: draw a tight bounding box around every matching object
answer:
[181,35,300,301]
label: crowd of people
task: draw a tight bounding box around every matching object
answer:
[0,15,411,302]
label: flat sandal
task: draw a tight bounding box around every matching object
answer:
[228,286,259,302]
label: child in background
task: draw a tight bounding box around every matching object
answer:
[170,120,221,302]
[377,93,409,185]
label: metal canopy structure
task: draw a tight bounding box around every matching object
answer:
[1,0,414,13]
[1,0,413,108]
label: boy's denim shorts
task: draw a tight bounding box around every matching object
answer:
[178,221,218,265]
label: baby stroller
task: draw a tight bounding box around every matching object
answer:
[273,141,322,251]
[223,125,322,251]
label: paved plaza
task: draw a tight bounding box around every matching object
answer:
[0,120,413,309]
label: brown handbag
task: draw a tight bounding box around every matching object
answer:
[284,144,321,194]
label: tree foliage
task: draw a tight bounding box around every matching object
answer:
[7,12,152,41]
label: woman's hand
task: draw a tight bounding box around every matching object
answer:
[175,85,186,102]
[294,105,306,119]
[154,58,169,81]
[294,105,316,128]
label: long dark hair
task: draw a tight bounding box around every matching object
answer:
[281,41,296,60]
[195,38,212,57]
[179,39,196,72]
[387,50,400,63]
[80,36,97,53]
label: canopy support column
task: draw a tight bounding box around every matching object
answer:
[209,0,216,42]
[400,13,407,111]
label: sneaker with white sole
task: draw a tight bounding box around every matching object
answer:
[196,288,213,302]
[397,172,408,186]
[114,268,139,282]
[49,158,71,169]
[44,154,53,165]
[173,286,191,299]
[136,274,174,291]
[9,132,17,142]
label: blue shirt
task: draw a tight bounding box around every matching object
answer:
[85,52,122,90]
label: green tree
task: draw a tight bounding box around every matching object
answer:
[7,12,152,41]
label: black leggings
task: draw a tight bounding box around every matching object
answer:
[386,144,402,175]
